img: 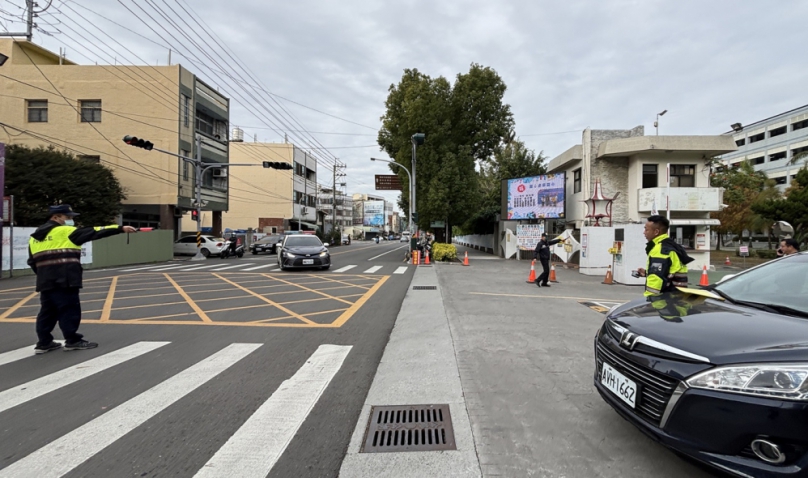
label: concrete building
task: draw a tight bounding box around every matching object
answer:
[546,126,737,269]
[0,39,230,236]
[220,141,317,234]
[352,193,391,238]
[719,104,808,190]
[317,187,352,234]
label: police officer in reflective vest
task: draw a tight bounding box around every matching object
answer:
[636,215,694,297]
[28,205,137,354]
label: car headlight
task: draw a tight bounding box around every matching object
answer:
[319,251,328,257]
[285,252,296,258]
[686,364,808,400]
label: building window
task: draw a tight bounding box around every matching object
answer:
[769,151,787,162]
[792,119,808,132]
[792,145,808,159]
[735,138,745,147]
[182,95,190,127]
[78,155,100,163]
[295,162,305,177]
[748,132,765,143]
[27,100,48,122]
[195,109,215,136]
[80,100,102,122]
[181,150,190,181]
[573,168,582,194]
[774,177,787,185]
[669,165,695,187]
[751,156,765,165]
[769,126,787,138]
[669,225,696,249]
[642,164,658,188]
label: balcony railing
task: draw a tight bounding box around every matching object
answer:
[637,187,723,212]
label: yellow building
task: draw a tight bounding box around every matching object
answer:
[220,141,318,234]
[0,39,230,235]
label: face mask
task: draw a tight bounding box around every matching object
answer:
[64,219,75,226]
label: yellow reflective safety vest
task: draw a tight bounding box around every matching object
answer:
[28,221,123,292]
[644,234,694,297]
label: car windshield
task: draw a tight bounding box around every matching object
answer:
[713,253,808,316]
[257,236,279,244]
[285,236,323,247]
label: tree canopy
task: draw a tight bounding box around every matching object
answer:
[710,160,776,247]
[752,166,808,244]
[5,145,126,227]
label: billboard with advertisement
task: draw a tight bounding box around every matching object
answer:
[363,200,385,227]
[506,173,565,220]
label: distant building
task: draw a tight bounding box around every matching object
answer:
[317,187,352,234]
[719,104,808,190]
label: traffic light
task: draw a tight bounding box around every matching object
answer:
[191,210,199,222]
[262,161,293,170]
[123,135,154,150]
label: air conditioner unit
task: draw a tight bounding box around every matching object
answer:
[212,169,228,178]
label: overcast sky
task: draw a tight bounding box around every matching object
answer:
[4,0,807,209]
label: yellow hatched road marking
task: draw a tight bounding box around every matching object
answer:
[0,292,38,320]
[164,273,212,323]
[308,274,372,290]
[331,275,389,328]
[100,276,118,322]
[261,274,354,306]
[213,273,315,325]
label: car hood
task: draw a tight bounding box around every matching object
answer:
[609,290,808,365]
[284,245,326,255]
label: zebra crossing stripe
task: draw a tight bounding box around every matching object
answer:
[193,344,351,478]
[119,264,175,272]
[0,342,170,415]
[242,264,277,271]
[210,263,254,272]
[0,343,262,478]
[174,264,221,272]
[363,266,383,274]
[393,266,408,275]
[333,265,356,273]
[0,346,34,367]
[148,264,195,272]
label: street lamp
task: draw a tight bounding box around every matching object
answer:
[654,110,667,135]
[730,123,743,132]
[371,157,413,238]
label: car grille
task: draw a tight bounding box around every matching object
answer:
[292,257,324,266]
[596,342,679,426]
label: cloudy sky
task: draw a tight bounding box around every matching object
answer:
[3,0,807,209]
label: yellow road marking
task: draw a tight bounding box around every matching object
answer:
[205,304,275,314]
[276,296,350,306]
[470,292,631,302]
[213,273,315,325]
[0,286,39,294]
[249,308,347,323]
[331,275,389,327]
[308,274,372,290]
[164,273,212,323]
[0,292,39,320]
[261,274,354,306]
[130,312,198,321]
[114,301,188,311]
[193,295,255,303]
[100,276,118,322]
[113,291,182,301]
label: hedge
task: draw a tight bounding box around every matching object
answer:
[431,243,458,262]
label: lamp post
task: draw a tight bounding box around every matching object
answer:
[371,157,412,237]
[654,109,668,135]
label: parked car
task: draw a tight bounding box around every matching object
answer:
[250,235,281,255]
[399,236,409,243]
[173,235,226,257]
[277,235,331,271]
[342,234,351,245]
[594,252,808,477]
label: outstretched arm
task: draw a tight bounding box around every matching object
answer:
[68,225,137,245]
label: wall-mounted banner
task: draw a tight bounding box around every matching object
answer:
[516,224,545,250]
[362,200,385,227]
[507,174,565,219]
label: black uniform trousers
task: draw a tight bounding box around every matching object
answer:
[536,259,551,286]
[36,287,83,346]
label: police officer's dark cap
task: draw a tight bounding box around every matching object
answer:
[541,232,547,237]
[49,204,80,217]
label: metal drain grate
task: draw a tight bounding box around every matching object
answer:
[361,404,456,453]
[412,285,437,290]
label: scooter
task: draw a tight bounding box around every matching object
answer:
[220,240,244,259]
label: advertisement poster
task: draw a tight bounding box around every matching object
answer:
[362,200,385,227]
[2,227,92,271]
[507,173,565,219]
[516,224,545,250]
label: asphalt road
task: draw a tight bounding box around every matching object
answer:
[0,240,412,478]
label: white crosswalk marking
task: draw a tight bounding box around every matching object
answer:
[148,264,196,272]
[0,346,34,367]
[193,344,351,478]
[394,266,408,275]
[120,264,176,272]
[242,264,277,271]
[363,266,382,274]
[333,265,357,273]
[0,342,170,414]
[173,264,220,271]
[0,343,262,478]
[210,263,254,272]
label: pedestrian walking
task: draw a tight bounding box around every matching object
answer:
[28,205,137,354]
[635,215,694,296]
[534,232,564,287]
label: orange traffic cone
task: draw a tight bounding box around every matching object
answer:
[526,260,536,283]
[549,264,558,283]
[425,250,431,265]
[699,265,709,286]
[463,251,469,266]
[602,265,613,285]
[725,256,731,266]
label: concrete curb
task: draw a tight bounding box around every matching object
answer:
[339,265,481,478]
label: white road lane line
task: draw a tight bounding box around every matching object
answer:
[0,346,35,367]
[148,264,199,272]
[393,266,408,275]
[333,265,357,273]
[242,264,277,271]
[209,263,254,272]
[367,245,407,261]
[0,342,170,414]
[0,343,262,478]
[173,264,221,271]
[363,266,383,274]
[193,344,351,478]
[119,264,177,272]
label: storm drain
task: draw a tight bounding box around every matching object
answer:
[361,404,456,453]
[412,285,437,291]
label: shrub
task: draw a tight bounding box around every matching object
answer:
[432,243,458,262]
[755,249,778,259]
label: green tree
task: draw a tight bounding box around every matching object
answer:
[378,64,514,240]
[5,145,126,227]
[752,166,808,245]
[710,160,769,249]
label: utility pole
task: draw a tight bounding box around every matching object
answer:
[0,0,48,40]
[332,161,346,234]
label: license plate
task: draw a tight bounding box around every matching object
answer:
[302,259,314,265]
[601,362,637,408]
